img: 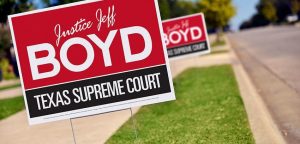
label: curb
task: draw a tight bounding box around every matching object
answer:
[229,40,286,144]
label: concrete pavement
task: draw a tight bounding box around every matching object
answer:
[0,79,22,99]
[0,87,22,99]
[169,53,231,77]
[0,79,20,88]
[0,108,139,144]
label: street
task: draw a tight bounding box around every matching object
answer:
[230,26,300,93]
[229,25,300,144]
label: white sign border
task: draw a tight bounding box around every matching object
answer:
[162,13,211,61]
[8,0,175,125]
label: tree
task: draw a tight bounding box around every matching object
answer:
[42,0,82,6]
[257,0,277,23]
[0,0,33,56]
[273,0,292,22]
[239,0,298,30]
[198,0,236,42]
[290,0,300,14]
[158,0,171,20]
[158,0,199,19]
[172,1,197,18]
[239,13,270,30]
[0,0,15,23]
[0,0,34,23]
[0,24,11,57]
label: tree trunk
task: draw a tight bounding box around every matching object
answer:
[216,27,223,43]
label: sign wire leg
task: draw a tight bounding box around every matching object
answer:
[70,118,77,144]
[130,108,138,141]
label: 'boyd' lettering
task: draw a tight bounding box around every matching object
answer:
[27,26,152,80]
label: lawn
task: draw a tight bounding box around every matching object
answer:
[107,65,254,144]
[0,96,24,120]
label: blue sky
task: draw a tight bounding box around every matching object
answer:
[31,0,259,31]
[31,0,45,8]
[231,0,260,30]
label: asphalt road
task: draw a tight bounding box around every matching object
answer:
[230,26,300,94]
[229,25,300,143]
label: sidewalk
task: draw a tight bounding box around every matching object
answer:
[0,79,20,88]
[0,79,22,100]
[169,53,231,77]
[0,108,139,144]
[0,87,22,99]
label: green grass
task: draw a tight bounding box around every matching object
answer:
[0,96,25,120]
[0,83,21,91]
[210,49,229,55]
[107,65,254,144]
[211,40,226,47]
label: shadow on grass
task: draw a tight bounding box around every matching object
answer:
[107,65,254,144]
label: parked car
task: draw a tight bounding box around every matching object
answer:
[286,14,298,23]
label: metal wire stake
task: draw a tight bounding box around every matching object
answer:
[70,118,77,144]
[130,108,138,140]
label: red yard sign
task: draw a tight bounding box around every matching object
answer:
[9,0,175,125]
[163,13,210,59]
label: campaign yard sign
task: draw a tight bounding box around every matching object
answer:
[9,0,175,125]
[162,13,210,59]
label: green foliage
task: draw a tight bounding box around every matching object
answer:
[211,39,226,47]
[0,24,11,54]
[15,0,34,13]
[43,0,82,6]
[240,0,300,30]
[0,0,33,60]
[0,58,16,80]
[198,0,236,29]
[198,0,235,42]
[172,1,197,18]
[257,0,277,23]
[107,65,254,144]
[291,0,300,14]
[240,13,270,30]
[158,0,170,20]
[58,0,82,4]
[0,0,34,23]
[0,0,15,23]
[0,96,24,120]
[43,0,198,20]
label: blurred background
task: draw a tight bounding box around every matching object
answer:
[1,0,300,81]
[1,0,300,143]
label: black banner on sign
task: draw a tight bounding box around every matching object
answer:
[26,65,171,118]
[167,41,208,58]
